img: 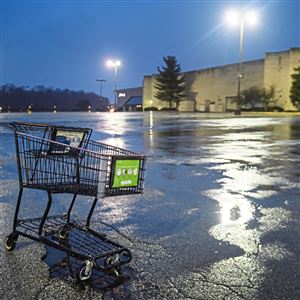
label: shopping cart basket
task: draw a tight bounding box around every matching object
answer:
[4,122,146,280]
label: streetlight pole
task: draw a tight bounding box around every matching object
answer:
[106,60,122,107]
[225,10,258,115]
[235,19,244,115]
[113,65,118,106]
[96,79,106,97]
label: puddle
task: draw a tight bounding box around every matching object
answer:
[42,245,134,292]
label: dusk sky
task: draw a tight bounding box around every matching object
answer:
[1,0,299,102]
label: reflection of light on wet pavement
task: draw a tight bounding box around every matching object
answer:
[211,163,287,194]
[204,133,272,165]
[243,189,277,199]
[96,114,127,148]
[205,189,254,225]
[259,207,293,232]
[101,137,125,149]
[259,242,295,261]
[149,111,154,129]
[1,113,299,298]
[203,117,282,129]
[200,119,300,298]
[96,196,140,224]
[204,206,296,298]
[94,113,133,149]
[149,111,154,148]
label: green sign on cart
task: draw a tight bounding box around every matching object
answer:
[112,159,140,188]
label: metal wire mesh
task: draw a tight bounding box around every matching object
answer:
[13,123,145,197]
[17,216,128,260]
[8,122,137,272]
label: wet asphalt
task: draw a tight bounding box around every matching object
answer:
[0,112,299,299]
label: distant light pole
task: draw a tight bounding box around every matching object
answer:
[225,10,258,115]
[96,79,106,97]
[106,60,122,106]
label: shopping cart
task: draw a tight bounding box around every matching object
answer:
[4,122,146,281]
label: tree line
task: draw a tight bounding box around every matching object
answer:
[0,84,109,112]
[153,56,300,111]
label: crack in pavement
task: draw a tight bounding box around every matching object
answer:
[167,277,196,300]
[182,271,258,300]
[231,256,258,289]
[33,281,54,300]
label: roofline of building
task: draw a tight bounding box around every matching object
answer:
[116,86,142,92]
[265,47,300,55]
[145,48,300,78]
[184,58,265,75]
[145,58,264,77]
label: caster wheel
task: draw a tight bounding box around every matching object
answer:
[120,250,132,263]
[4,234,18,251]
[104,254,121,276]
[104,254,119,266]
[78,260,93,281]
[58,225,69,239]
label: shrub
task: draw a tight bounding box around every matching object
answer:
[144,106,158,111]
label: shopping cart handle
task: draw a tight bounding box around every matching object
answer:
[10,122,51,131]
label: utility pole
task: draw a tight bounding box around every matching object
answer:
[106,60,122,106]
[96,79,106,97]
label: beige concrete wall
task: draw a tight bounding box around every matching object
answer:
[143,76,156,108]
[178,100,195,112]
[143,48,300,112]
[143,75,176,110]
[143,60,264,112]
[187,60,264,111]
[264,48,300,110]
[143,77,195,111]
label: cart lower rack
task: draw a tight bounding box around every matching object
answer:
[4,122,145,280]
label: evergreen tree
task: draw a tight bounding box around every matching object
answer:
[154,56,185,109]
[290,65,300,110]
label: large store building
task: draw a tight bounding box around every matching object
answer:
[143,48,300,112]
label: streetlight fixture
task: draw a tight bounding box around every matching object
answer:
[96,79,106,97]
[106,59,122,106]
[225,9,258,115]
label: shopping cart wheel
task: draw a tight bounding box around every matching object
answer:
[104,254,121,276]
[58,225,69,240]
[120,250,132,263]
[78,260,93,281]
[4,233,18,251]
